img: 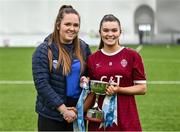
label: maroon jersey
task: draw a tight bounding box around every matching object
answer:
[87,47,146,131]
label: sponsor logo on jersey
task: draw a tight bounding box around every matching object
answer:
[101,75,123,85]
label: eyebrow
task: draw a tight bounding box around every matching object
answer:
[102,27,118,30]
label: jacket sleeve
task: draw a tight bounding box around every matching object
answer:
[80,39,92,76]
[32,43,64,109]
[85,44,91,61]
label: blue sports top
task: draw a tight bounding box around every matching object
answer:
[66,59,81,98]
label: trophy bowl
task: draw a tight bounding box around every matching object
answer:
[90,80,108,95]
[85,80,108,123]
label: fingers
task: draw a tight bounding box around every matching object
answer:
[80,76,89,88]
[67,107,77,114]
[63,110,77,119]
[106,85,117,95]
[64,116,76,123]
[106,85,113,95]
[80,76,89,84]
[63,109,77,123]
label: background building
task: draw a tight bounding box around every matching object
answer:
[0,0,180,46]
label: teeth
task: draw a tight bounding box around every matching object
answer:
[67,33,74,36]
[67,31,74,34]
[107,38,114,40]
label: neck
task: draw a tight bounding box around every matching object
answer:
[60,37,73,44]
[63,41,73,45]
[103,44,121,53]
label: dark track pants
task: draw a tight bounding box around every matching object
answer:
[38,114,73,131]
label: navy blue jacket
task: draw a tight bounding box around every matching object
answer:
[32,37,91,121]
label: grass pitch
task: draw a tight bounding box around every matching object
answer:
[0,45,180,131]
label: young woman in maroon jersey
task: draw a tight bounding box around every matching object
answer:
[82,14,147,131]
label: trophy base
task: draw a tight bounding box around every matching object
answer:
[85,109,103,123]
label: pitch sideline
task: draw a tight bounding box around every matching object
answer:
[136,45,143,52]
[1,80,180,85]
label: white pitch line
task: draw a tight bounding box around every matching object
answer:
[145,59,180,63]
[148,81,180,85]
[1,80,180,85]
[0,80,33,84]
[136,45,143,52]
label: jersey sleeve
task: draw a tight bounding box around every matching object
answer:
[87,55,95,79]
[132,52,146,84]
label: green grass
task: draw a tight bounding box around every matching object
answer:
[137,84,180,131]
[0,84,37,131]
[0,47,35,80]
[140,45,180,81]
[0,45,180,131]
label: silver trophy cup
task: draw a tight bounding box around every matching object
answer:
[86,80,108,123]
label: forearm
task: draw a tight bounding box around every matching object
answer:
[57,104,67,114]
[117,84,147,95]
[83,92,95,112]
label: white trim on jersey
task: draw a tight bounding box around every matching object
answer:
[134,80,147,84]
[101,46,125,56]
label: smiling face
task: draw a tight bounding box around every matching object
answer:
[59,13,80,44]
[100,21,121,47]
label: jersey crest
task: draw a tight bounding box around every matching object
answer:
[120,59,128,67]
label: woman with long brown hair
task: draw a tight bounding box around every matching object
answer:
[32,5,91,131]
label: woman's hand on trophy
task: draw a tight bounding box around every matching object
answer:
[106,84,119,95]
[80,76,89,89]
